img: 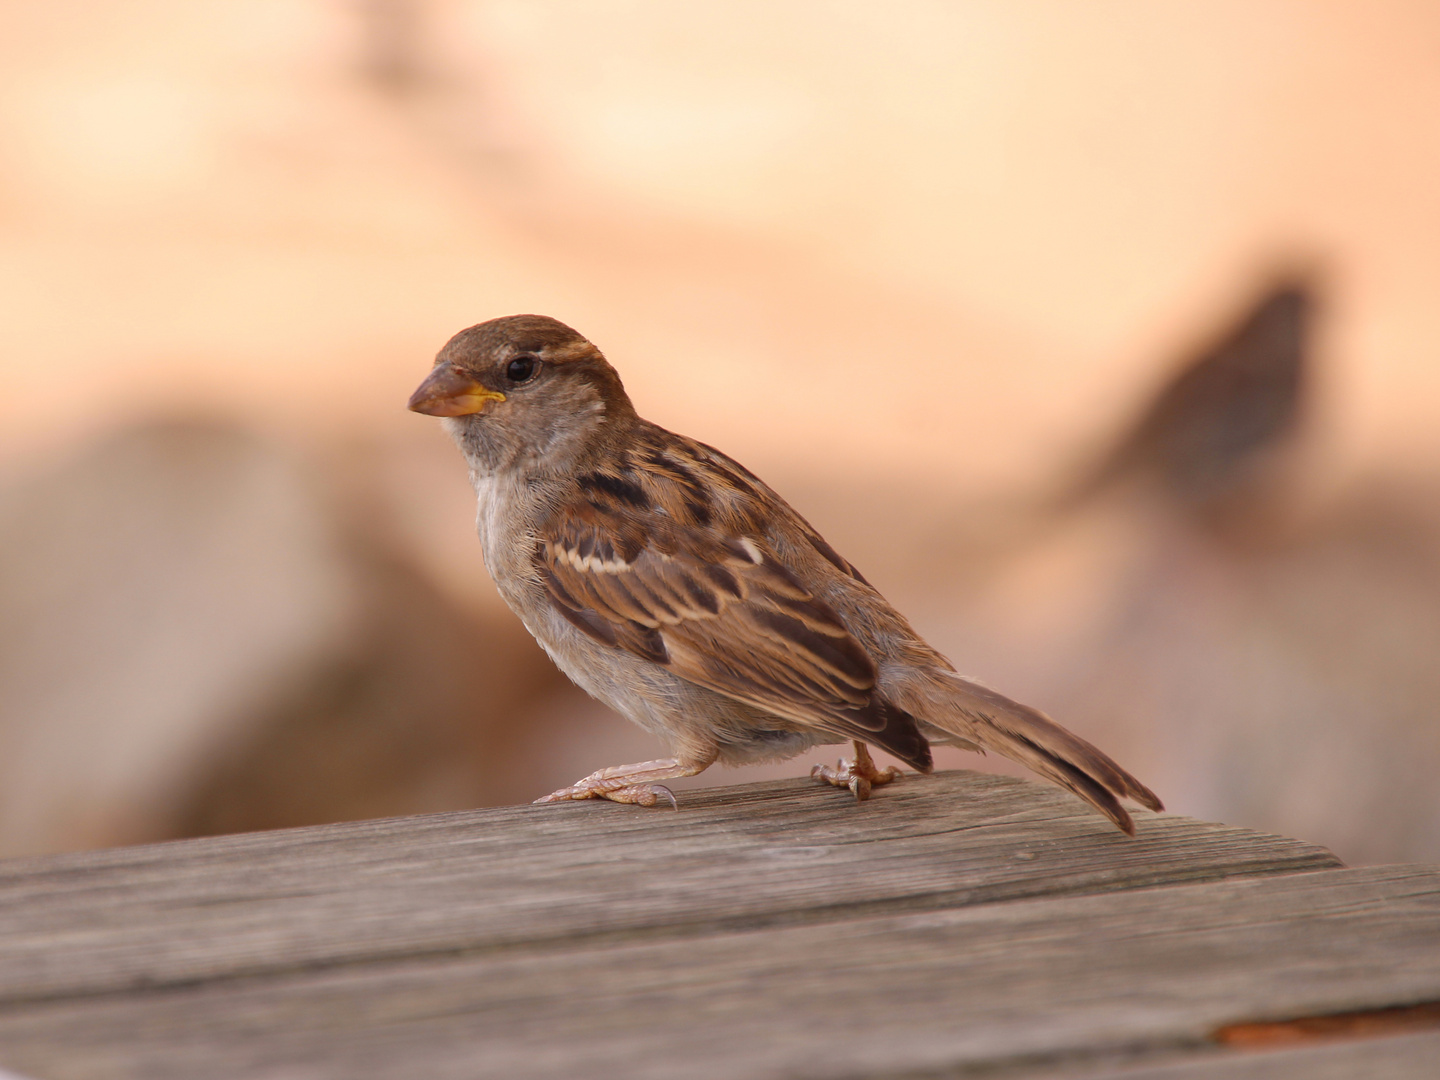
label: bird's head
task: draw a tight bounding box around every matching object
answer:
[408,314,636,475]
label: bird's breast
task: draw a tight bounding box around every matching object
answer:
[467,471,542,592]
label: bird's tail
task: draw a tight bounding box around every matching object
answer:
[892,671,1163,834]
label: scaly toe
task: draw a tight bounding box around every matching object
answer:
[810,759,854,787]
[534,782,678,808]
[608,783,678,809]
[811,755,903,799]
[533,785,592,804]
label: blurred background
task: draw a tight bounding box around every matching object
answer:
[2,1,1439,865]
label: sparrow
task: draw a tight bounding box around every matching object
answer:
[408,315,1162,833]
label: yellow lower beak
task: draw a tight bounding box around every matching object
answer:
[407,366,507,417]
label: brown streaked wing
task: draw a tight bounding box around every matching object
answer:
[669,434,875,586]
[537,490,892,736]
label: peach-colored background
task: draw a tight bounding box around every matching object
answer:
[2,1,1439,863]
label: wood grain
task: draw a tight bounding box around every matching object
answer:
[0,771,1338,1004]
[0,865,1435,1080]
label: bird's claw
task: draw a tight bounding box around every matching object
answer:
[811,751,902,802]
[619,783,678,809]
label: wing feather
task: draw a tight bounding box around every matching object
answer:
[536,446,930,768]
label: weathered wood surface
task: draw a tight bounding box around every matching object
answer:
[0,770,1434,1080]
[0,771,1335,1003]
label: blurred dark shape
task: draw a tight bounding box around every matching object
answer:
[0,417,585,857]
[355,0,427,97]
[1026,277,1440,864]
[1073,280,1311,517]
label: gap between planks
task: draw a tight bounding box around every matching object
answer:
[0,865,1435,1080]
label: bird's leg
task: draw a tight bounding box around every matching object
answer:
[534,752,716,809]
[811,741,903,801]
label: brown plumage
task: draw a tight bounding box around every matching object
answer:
[409,314,1162,833]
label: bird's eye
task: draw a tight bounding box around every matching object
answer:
[505,355,539,383]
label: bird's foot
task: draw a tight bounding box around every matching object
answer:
[810,741,903,801]
[535,779,678,808]
[534,768,679,808]
[534,756,710,809]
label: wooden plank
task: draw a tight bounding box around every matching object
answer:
[0,772,1338,1003]
[0,865,1435,1080]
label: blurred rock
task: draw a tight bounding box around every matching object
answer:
[1077,475,1440,865]
[0,417,585,857]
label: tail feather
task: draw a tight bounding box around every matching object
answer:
[989,729,1140,835]
[889,671,1163,834]
[835,696,934,774]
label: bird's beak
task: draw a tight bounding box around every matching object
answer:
[407,366,507,417]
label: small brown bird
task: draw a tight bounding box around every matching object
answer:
[409,315,1162,832]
